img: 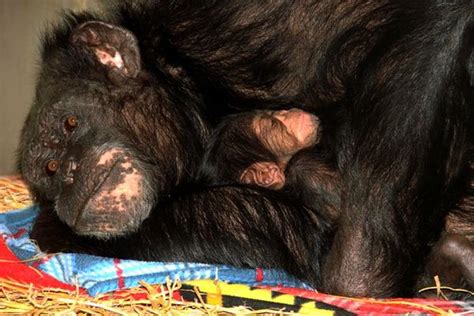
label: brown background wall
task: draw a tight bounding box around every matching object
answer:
[0,0,100,174]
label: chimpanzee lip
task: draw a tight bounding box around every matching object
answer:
[73,221,129,239]
[70,159,120,228]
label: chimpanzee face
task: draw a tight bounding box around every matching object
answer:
[253,109,320,160]
[18,21,161,239]
[238,109,320,189]
[20,88,157,239]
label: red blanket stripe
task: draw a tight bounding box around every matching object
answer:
[0,237,83,293]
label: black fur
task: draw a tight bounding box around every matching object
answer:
[18,0,473,297]
[200,112,474,298]
[32,186,331,287]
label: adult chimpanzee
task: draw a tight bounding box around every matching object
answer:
[21,10,332,289]
[18,1,473,298]
[199,109,474,298]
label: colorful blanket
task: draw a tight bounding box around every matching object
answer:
[1,206,312,296]
[0,176,473,315]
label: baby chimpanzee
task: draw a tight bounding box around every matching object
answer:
[200,109,320,186]
[199,109,474,299]
[199,108,341,221]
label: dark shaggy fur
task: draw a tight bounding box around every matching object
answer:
[199,110,474,299]
[19,0,473,297]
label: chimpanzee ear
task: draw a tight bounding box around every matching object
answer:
[240,162,285,190]
[70,21,141,81]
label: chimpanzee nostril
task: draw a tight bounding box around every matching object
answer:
[63,158,78,184]
[70,160,78,172]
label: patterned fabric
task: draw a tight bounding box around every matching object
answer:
[182,281,474,315]
[0,206,311,296]
[1,207,473,315]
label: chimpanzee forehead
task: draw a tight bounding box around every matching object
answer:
[20,91,109,172]
[27,96,97,137]
[42,95,98,116]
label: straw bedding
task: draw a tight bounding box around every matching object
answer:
[0,176,32,212]
[0,175,472,315]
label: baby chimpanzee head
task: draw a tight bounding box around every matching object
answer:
[199,109,320,189]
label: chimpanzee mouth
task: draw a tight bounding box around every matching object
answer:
[70,158,120,229]
[59,151,151,238]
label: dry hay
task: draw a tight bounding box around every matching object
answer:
[0,278,294,315]
[0,176,33,212]
[418,276,474,300]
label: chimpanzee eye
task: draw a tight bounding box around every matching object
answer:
[45,160,59,176]
[65,115,78,131]
[270,118,282,130]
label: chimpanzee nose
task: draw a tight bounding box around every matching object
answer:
[63,158,79,184]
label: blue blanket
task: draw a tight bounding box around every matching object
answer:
[0,206,311,296]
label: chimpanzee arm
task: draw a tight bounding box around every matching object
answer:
[284,147,342,223]
[322,5,473,297]
[32,186,331,287]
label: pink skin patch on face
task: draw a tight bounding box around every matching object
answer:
[97,148,122,165]
[92,160,143,213]
[79,148,146,233]
[94,148,143,212]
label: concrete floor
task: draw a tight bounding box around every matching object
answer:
[0,0,100,174]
